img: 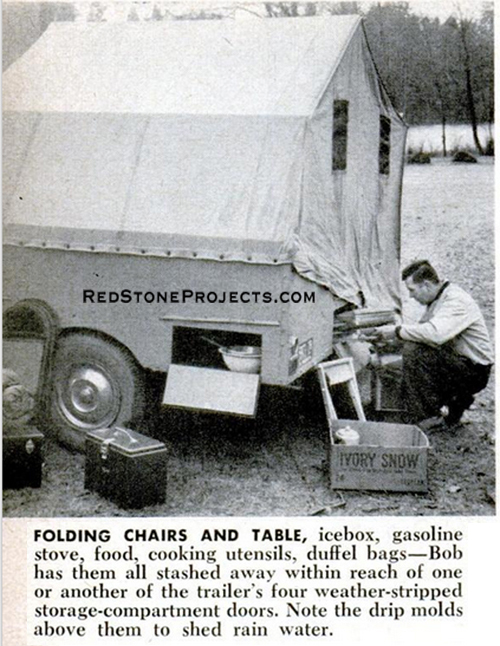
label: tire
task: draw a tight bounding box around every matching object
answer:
[49,333,145,451]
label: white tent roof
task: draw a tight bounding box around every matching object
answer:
[3,15,359,116]
[3,15,405,308]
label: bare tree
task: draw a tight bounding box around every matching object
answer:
[418,17,458,156]
[446,6,485,155]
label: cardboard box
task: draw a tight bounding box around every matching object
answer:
[85,426,167,509]
[3,426,44,489]
[329,419,429,492]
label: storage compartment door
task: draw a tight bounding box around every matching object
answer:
[163,365,260,417]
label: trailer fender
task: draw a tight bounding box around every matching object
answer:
[3,299,59,425]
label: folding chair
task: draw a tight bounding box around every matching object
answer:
[317,357,365,443]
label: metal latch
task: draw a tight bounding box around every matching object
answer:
[100,427,139,460]
[25,439,35,454]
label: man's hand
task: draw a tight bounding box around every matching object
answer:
[373,324,398,341]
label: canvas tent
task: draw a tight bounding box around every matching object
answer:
[3,15,407,309]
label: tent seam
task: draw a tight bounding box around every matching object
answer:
[313,15,361,116]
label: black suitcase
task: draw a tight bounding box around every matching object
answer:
[85,426,167,509]
[3,426,44,489]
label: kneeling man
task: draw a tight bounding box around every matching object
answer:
[376,260,493,428]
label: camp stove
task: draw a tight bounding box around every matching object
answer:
[332,308,404,415]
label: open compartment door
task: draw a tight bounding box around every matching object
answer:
[162,365,260,417]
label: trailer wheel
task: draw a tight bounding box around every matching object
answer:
[49,334,145,451]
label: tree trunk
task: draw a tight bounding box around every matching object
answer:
[464,64,483,154]
[441,112,447,157]
[459,20,484,155]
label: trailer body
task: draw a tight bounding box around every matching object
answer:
[3,238,339,385]
[3,16,407,447]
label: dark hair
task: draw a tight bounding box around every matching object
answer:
[402,260,440,284]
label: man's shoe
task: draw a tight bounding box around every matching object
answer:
[443,394,474,427]
[444,406,465,427]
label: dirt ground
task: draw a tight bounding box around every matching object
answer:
[3,158,495,518]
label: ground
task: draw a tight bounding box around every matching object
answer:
[2,158,495,517]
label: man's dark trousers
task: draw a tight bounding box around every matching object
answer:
[402,341,491,423]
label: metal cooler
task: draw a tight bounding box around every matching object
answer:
[3,426,44,489]
[85,426,167,509]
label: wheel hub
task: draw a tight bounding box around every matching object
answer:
[57,365,120,430]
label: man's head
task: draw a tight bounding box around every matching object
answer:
[402,260,442,305]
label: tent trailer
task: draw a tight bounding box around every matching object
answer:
[3,15,407,449]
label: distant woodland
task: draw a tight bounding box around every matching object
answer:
[3,1,494,151]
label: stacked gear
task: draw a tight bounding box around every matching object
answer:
[2,369,36,430]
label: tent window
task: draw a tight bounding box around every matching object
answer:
[379,116,391,175]
[332,100,349,171]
